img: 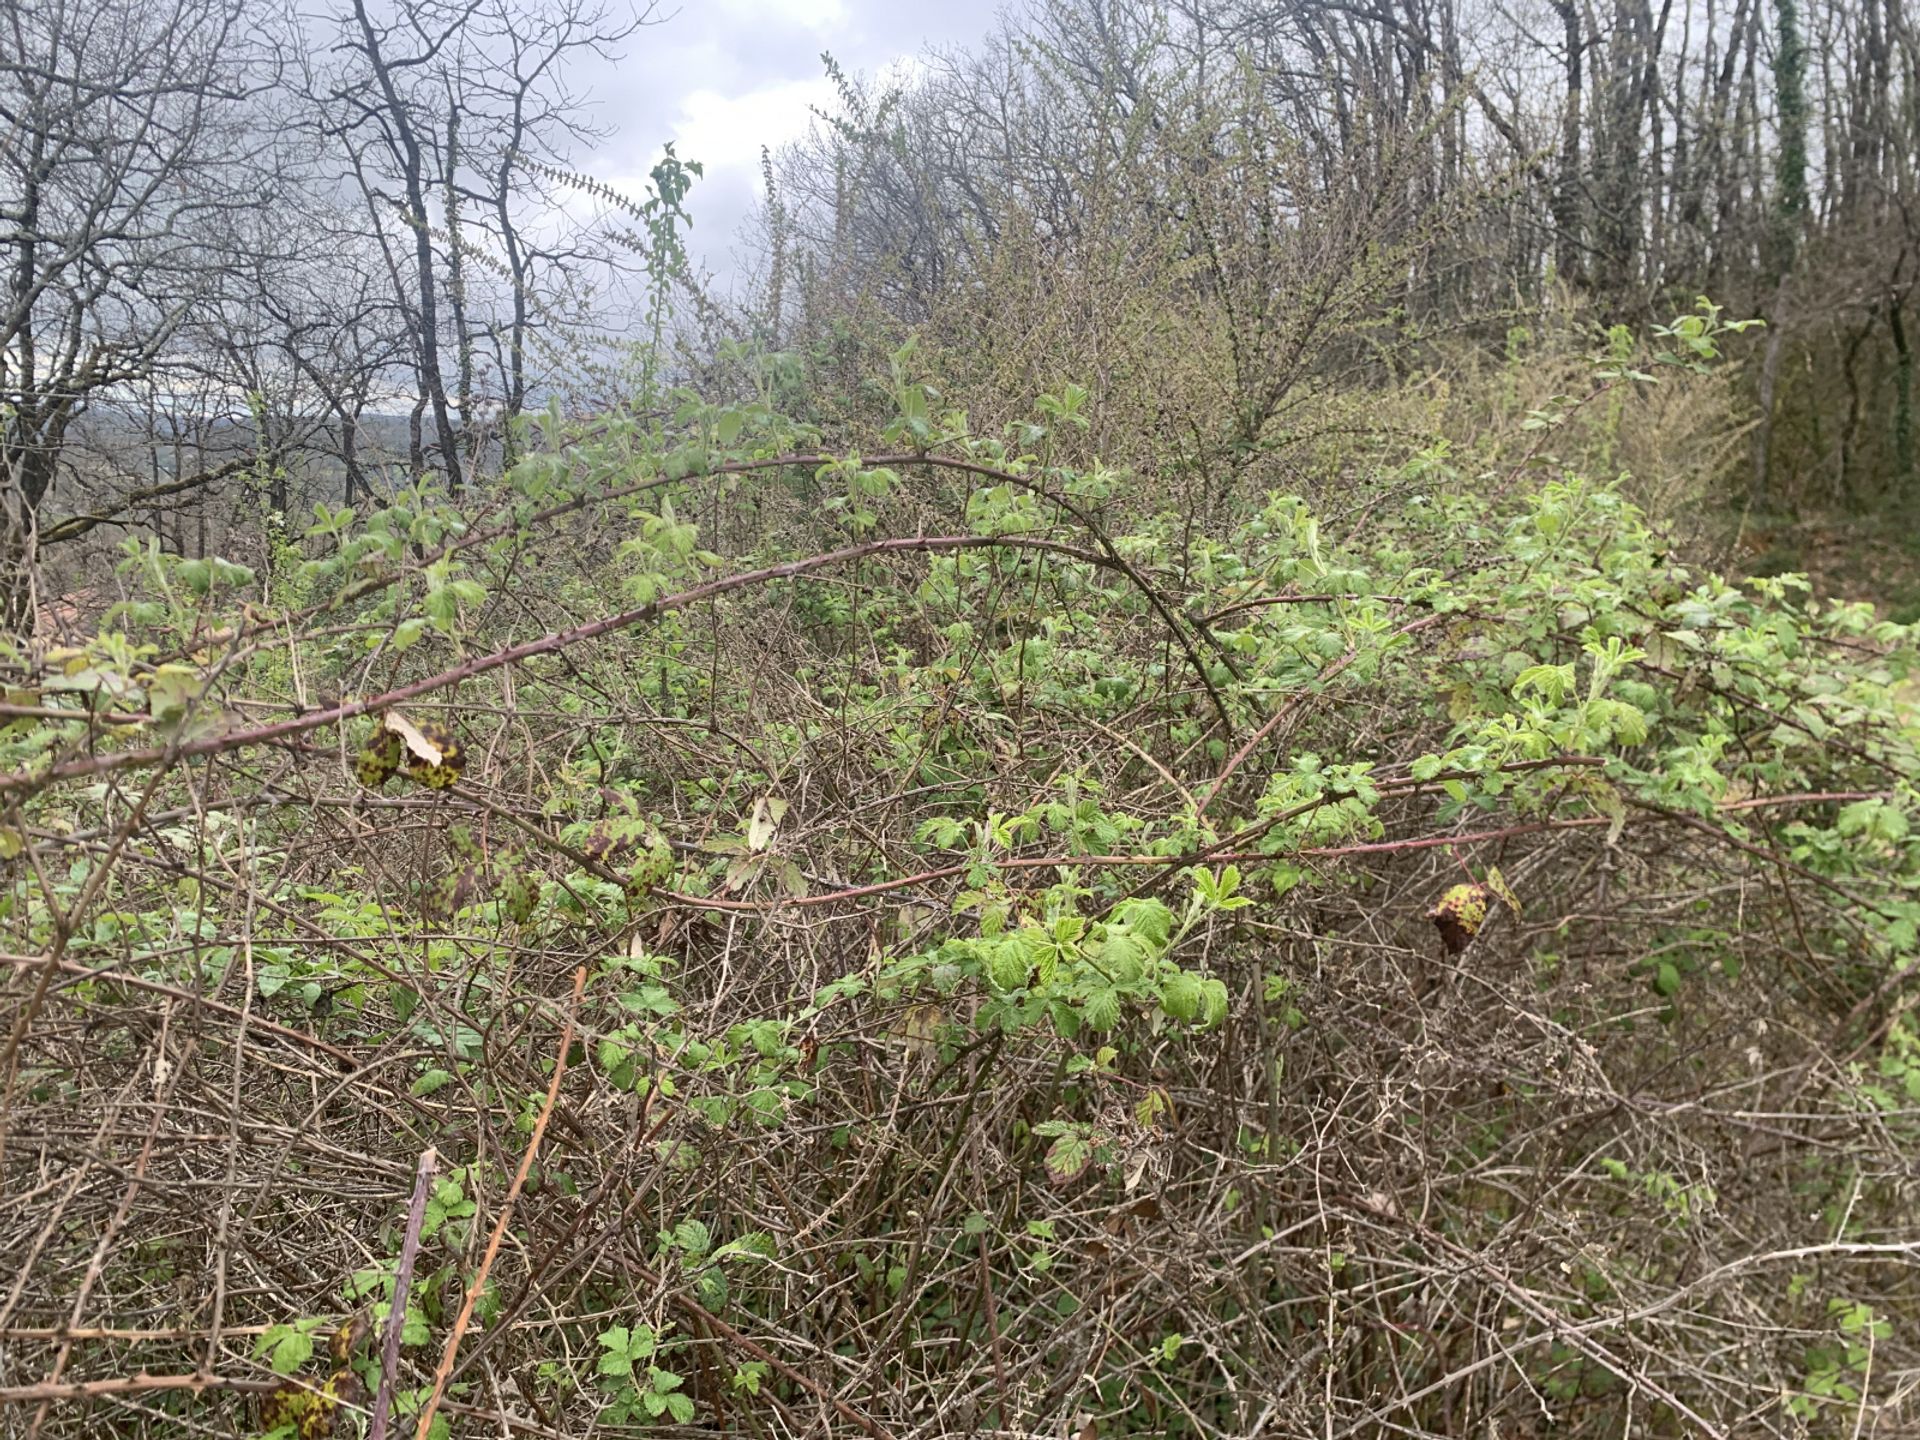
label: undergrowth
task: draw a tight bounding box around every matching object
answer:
[2,304,1917,1438]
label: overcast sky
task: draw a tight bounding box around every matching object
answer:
[571,0,1002,293]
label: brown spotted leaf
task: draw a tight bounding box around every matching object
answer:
[1427,881,1491,955]
[353,729,404,789]
[390,715,464,790]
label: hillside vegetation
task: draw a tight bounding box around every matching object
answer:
[6,0,1920,1436]
[3,302,1919,1437]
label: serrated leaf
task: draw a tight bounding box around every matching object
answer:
[1199,977,1230,1028]
[987,944,1027,992]
[1043,1130,1093,1184]
[1081,988,1122,1030]
[1161,972,1202,1023]
[267,1329,314,1375]
[673,1218,711,1257]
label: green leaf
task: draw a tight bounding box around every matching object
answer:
[1043,1130,1093,1184]
[987,944,1027,992]
[1081,988,1122,1031]
[1199,977,1230,1028]
[1161,972,1203,1023]
[424,586,460,632]
[597,1350,633,1378]
[260,1325,314,1375]
[673,1219,712,1257]
[1514,662,1575,704]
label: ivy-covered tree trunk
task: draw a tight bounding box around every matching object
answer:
[1893,297,1915,513]
[2,409,71,635]
[1771,0,1810,270]
[1549,0,1586,287]
[1751,0,1810,513]
[0,508,33,635]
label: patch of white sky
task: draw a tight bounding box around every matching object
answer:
[562,0,994,295]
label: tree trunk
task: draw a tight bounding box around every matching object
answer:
[1751,273,1792,512]
[1549,0,1587,288]
[351,0,461,489]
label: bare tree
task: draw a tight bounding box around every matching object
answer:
[306,0,650,486]
[0,0,280,626]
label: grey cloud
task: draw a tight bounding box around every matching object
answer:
[569,0,1004,282]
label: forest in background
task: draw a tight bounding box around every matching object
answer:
[8,0,1920,619]
[3,0,1920,1437]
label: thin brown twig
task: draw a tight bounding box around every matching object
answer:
[412,968,585,1440]
[370,1147,438,1440]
